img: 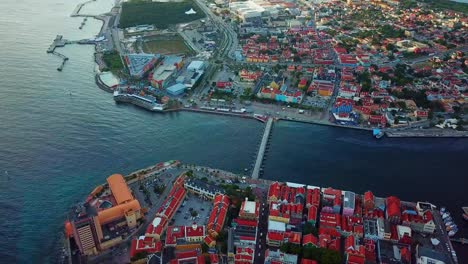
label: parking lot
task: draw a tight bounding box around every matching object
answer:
[172,193,213,227]
[302,95,329,108]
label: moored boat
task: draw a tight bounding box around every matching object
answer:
[253,114,268,123]
[373,129,384,139]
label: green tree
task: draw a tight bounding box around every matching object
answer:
[321,250,342,264]
[201,243,209,253]
[131,251,148,261]
[302,247,322,261]
[303,222,318,236]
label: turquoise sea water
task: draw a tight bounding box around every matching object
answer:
[0,0,466,263]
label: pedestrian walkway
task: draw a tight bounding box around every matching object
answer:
[251,117,273,179]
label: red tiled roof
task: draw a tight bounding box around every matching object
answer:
[320,213,341,228]
[386,196,401,218]
[130,237,162,257]
[234,218,257,227]
[347,254,365,264]
[285,231,301,244]
[303,234,318,247]
[308,206,318,221]
[185,224,205,238]
[204,235,215,246]
[267,231,284,242]
[239,236,256,241]
[166,226,185,246]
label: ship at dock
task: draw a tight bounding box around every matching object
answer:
[113,88,166,112]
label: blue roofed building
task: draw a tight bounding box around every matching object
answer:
[166,83,186,96]
[124,54,160,79]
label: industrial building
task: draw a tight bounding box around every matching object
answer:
[166,83,186,96]
[175,60,206,89]
[229,1,265,22]
[150,55,184,89]
[229,0,280,22]
[187,60,205,72]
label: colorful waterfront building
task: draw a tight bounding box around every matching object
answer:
[69,174,142,256]
[386,196,402,224]
[239,198,259,221]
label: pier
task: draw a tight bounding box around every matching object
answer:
[251,117,273,179]
[47,35,67,53]
[53,52,69,71]
[47,35,99,71]
[71,0,97,17]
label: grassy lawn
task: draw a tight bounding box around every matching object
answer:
[143,36,192,55]
[120,0,205,29]
[102,51,124,72]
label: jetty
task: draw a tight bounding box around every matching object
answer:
[251,117,273,179]
[71,0,98,17]
[47,35,100,71]
[53,52,69,71]
[47,35,67,53]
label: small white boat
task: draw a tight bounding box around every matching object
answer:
[448,230,457,237]
[445,221,453,227]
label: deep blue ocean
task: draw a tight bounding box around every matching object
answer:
[0,0,466,263]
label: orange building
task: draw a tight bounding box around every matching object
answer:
[69,174,142,256]
[97,174,141,226]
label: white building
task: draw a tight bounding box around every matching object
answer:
[187,60,206,72]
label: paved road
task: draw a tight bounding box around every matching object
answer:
[193,0,238,60]
[254,199,268,263]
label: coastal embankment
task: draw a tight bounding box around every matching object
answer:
[386,130,468,138]
[106,98,468,138]
[94,74,114,93]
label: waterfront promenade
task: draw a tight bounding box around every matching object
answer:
[252,117,273,179]
[67,161,462,264]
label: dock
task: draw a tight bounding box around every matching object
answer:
[277,117,372,131]
[251,117,273,179]
[47,35,98,71]
[47,35,67,53]
[47,36,70,71]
